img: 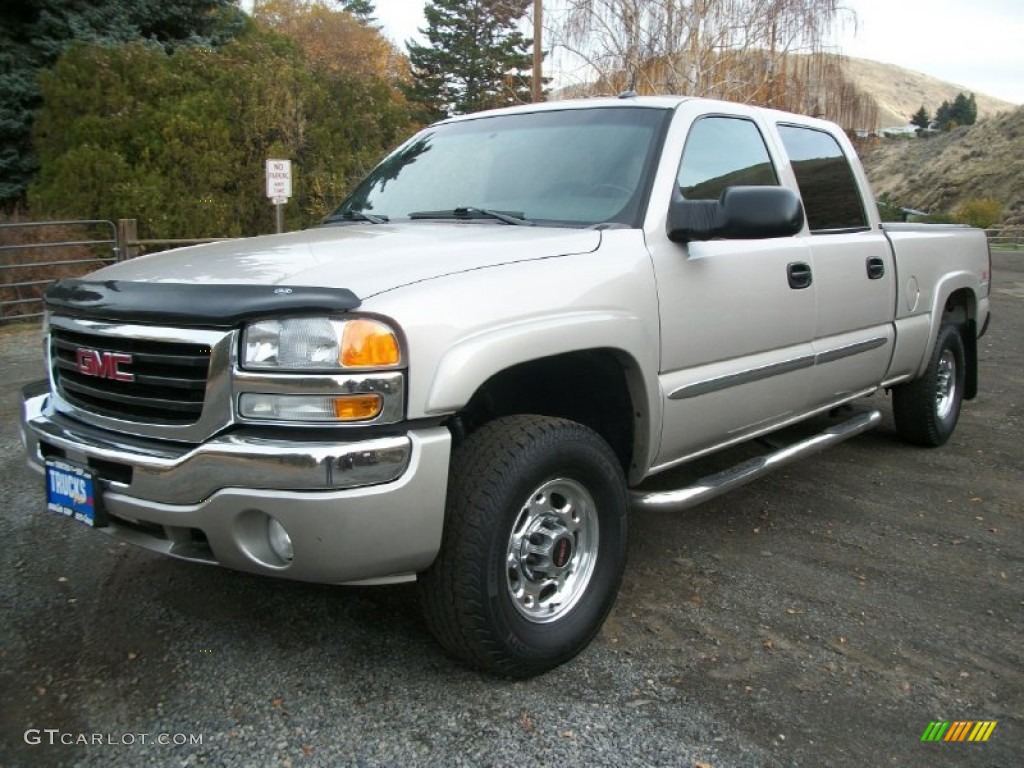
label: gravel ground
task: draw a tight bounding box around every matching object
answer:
[1,254,1021,768]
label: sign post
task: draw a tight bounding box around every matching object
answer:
[265,159,292,234]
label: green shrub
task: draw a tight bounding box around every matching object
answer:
[30,31,415,238]
[955,198,1003,229]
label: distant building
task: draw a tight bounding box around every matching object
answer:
[880,124,917,138]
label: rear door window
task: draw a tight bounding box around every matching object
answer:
[777,124,868,233]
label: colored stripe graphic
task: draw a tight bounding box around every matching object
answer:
[945,721,973,741]
[921,722,949,742]
[922,721,997,742]
[968,722,997,742]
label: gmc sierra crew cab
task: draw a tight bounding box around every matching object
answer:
[20,96,992,677]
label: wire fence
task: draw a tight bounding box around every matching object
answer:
[986,226,1023,250]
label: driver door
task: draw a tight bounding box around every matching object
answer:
[646,111,816,469]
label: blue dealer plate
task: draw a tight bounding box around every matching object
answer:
[45,459,100,527]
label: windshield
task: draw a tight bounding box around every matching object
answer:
[330,107,670,228]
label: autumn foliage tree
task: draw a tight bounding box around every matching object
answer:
[252,0,403,80]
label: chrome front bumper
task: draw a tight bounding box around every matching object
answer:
[20,384,451,584]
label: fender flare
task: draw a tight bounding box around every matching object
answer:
[424,311,662,476]
[915,271,979,380]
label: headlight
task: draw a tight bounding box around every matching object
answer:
[242,317,401,370]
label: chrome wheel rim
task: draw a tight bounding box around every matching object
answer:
[506,477,599,623]
[935,349,957,420]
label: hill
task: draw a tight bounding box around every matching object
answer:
[839,56,1017,128]
[859,105,1024,224]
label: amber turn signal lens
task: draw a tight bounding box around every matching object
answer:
[333,394,383,421]
[341,319,401,367]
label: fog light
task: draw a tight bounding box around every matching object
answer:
[239,393,383,422]
[267,517,294,563]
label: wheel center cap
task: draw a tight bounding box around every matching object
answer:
[551,535,573,569]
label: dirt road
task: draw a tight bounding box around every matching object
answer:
[1,254,1020,767]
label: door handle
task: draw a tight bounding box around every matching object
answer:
[787,262,813,289]
[866,257,886,280]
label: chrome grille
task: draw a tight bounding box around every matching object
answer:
[51,327,211,424]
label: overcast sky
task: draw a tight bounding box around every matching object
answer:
[372,0,1024,105]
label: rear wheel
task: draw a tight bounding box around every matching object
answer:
[419,415,628,678]
[892,324,966,446]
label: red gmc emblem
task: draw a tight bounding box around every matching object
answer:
[75,348,134,382]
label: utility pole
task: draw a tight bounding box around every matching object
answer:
[532,0,542,102]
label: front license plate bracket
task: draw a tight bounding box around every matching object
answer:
[45,459,107,528]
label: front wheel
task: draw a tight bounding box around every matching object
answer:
[892,323,966,446]
[419,415,628,678]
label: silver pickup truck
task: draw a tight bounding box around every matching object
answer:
[20,96,991,677]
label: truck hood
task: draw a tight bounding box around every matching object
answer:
[93,223,601,297]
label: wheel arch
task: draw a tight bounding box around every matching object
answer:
[444,348,653,485]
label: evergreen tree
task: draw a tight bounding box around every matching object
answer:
[0,0,246,209]
[951,92,971,126]
[934,92,978,131]
[407,0,536,118]
[935,99,953,130]
[963,93,978,126]
[339,0,376,23]
[910,106,930,130]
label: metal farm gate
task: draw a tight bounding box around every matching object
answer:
[0,219,120,324]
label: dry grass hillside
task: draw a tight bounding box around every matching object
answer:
[859,105,1024,224]
[840,56,1017,128]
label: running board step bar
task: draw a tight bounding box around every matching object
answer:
[631,408,882,512]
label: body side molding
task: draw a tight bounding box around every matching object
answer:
[668,337,888,400]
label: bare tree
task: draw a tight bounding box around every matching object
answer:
[553,0,878,130]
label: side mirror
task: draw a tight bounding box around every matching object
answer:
[667,186,805,243]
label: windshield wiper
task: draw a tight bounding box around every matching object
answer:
[323,210,389,224]
[408,207,533,226]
